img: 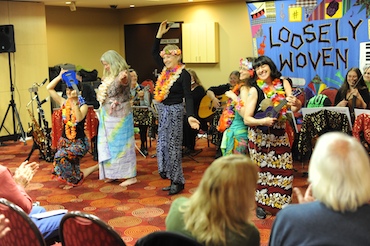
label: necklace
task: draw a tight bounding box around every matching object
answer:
[62,98,77,140]
[154,65,184,102]
[257,78,287,117]
[217,83,244,132]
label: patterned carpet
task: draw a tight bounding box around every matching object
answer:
[0,136,309,246]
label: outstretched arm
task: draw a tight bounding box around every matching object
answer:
[47,69,68,106]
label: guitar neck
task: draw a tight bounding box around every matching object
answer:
[271,89,301,113]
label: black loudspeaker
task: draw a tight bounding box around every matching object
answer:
[0,25,16,53]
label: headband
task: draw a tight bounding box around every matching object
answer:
[160,49,182,58]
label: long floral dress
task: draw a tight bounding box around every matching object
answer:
[248,79,293,215]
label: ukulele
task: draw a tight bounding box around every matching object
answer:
[254,89,302,131]
[198,94,229,119]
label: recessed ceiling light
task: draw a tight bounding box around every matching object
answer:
[130,4,135,8]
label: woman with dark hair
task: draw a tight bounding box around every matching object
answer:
[243,55,302,219]
[47,69,90,189]
[219,58,255,156]
[152,20,200,195]
[335,67,369,121]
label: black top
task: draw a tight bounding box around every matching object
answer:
[207,83,230,96]
[152,38,195,118]
[62,118,86,140]
[334,87,370,109]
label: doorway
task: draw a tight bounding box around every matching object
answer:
[124,22,183,83]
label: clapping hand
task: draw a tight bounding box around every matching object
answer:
[0,214,10,239]
[293,185,315,204]
[13,161,39,188]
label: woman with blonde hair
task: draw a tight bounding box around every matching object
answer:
[152,21,200,195]
[96,50,137,187]
[166,154,260,246]
[269,132,370,245]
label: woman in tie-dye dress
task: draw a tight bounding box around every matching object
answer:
[96,50,137,187]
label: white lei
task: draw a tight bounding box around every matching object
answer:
[97,76,114,104]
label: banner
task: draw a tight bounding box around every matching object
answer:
[247,0,369,99]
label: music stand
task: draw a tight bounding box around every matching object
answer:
[0,52,26,144]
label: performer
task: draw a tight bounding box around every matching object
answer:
[47,69,90,189]
[206,71,241,158]
[219,58,255,156]
[152,20,200,195]
[243,56,302,219]
[96,50,137,187]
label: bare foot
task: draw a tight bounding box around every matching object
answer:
[104,179,118,183]
[63,185,74,190]
[82,164,99,178]
[119,177,137,187]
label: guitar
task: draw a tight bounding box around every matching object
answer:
[254,89,302,132]
[198,94,229,119]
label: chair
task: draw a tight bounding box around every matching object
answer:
[141,79,154,94]
[320,87,338,106]
[135,231,203,246]
[59,211,126,246]
[0,198,46,246]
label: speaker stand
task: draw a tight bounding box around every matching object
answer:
[0,53,26,145]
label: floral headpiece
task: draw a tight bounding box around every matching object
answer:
[240,58,253,70]
[240,58,254,77]
[160,49,182,58]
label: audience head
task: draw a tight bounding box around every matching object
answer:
[100,50,130,79]
[182,154,258,245]
[253,55,281,81]
[229,70,241,87]
[308,132,370,213]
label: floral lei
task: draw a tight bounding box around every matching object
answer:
[217,83,244,132]
[62,96,85,140]
[154,64,185,102]
[257,78,287,118]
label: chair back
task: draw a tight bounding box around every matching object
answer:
[60,211,126,246]
[320,87,338,106]
[0,198,46,246]
[135,231,203,246]
[141,79,154,94]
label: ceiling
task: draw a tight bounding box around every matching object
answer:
[10,0,226,9]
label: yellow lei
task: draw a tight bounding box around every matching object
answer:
[154,65,184,102]
[62,98,77,140]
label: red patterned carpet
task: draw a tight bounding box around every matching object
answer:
[0,136,309,246]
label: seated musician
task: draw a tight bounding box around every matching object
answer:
[130,69,152,156]
[334,67,370,123]
[205,70,241,159]
[182,69,206,156]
